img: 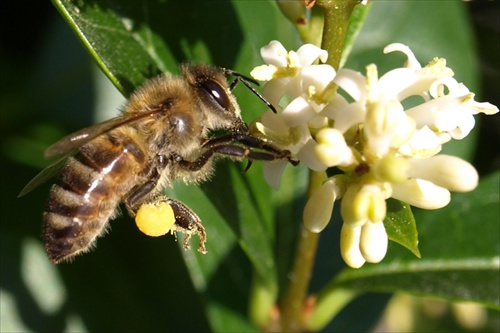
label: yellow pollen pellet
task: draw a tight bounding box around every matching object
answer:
[135,202,175,237]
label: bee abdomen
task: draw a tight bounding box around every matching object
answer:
[44,137,144,263]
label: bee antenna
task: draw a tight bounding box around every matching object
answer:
[224,68,278,113]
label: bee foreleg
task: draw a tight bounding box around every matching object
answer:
[203,133,298,165]
[211,145,284,161]
[174,142,295,172]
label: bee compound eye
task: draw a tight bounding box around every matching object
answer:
[200,79,231,111]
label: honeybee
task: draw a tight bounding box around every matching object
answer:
[20,64,294,264]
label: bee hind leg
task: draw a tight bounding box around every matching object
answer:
[126,192,207,254]
[165,197,207,254]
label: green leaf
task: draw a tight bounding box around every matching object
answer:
[340,1,372,68]
[53,0,175,96]
[384,199,420,258]
[169,163,278,291]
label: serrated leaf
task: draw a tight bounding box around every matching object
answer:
[384,198,420,258]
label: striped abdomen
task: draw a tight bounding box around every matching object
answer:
[43,133,146,263]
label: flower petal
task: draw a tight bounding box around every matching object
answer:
[296,139,328,171]
[296,43,328,65]
[301,64,336,92]
[282,96,317,127]
[260,40,288,66]
[327,101,366,133]
[262,79,289,108]
[334,68,366,102]
[263,160,288,190]
[384,43,421,70]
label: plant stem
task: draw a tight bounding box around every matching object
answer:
[276,2,359,331]
[317,0,358,70]
[279,170,325,332]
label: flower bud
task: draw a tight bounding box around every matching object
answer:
[374,156,410,183]
[340,223,366,269]
[360,221,388,263]
[391,179,450,209]
[407,155,479,192]
[303,180,337,233]
[341,184,387,227]
[276,0,306,25]
[314,128,355,167]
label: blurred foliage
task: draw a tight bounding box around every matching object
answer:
[1,1,498,332]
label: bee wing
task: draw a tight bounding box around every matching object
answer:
[20,107,166,196]
[45,108,163,158]
[18,153,72,197]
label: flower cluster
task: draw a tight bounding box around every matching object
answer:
[250,41,498,268]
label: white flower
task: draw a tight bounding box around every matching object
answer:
[250,41,336,185]
[406,80,499,139]
[250,41,499,268]
[251,41,330,111]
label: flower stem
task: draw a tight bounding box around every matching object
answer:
[277,2,359,331]
[317,0,359,70]
[279,170,326,332]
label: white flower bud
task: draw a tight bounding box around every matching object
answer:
[340,223,366,269]
[314,128,356,167]
[407,155,479,192]
[341,184,386,227]
[360,221,388,263]
[341,183,365,227]
[373,156,410,183]
[391,178,451,209]
[303,180,337,233]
